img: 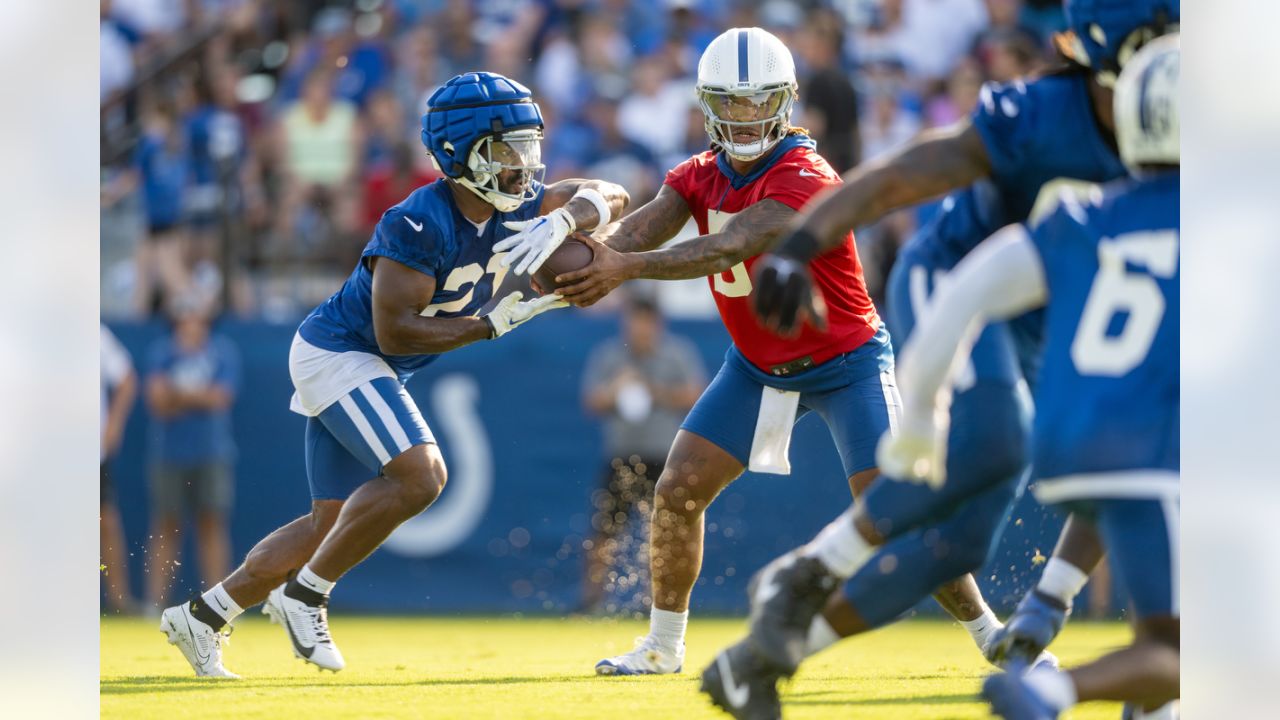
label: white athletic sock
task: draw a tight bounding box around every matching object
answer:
[1023,667,1078,711]
[803,508,873,578]
[649,608,688,651]
[296,564,336,595]
[803,614,841,657]
[959,605,1002,650]
[1036,558,1090,607]
[202,583,245,624]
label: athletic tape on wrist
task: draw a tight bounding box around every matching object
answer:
[571,187,613,229]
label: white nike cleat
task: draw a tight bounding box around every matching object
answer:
[263,584,345,671]
[595,636,685,675]
[983,637,1061,674]
[160,603,239,678]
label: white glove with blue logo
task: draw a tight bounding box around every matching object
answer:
[494,207,576,276]
[482,291,567,338]
[876,411,948,490]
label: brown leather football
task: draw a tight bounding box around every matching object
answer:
[532,237,595,293]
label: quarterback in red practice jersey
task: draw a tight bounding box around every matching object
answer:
[499,27,988,678]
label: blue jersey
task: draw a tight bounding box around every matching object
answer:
[1028,172,1179,483]
[915,70,1127,265]
[297,179,545,379]
[903,69,1129,382]
[146,333,241,466]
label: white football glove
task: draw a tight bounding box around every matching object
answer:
[482,291,568,338]
[493,207,576,276]
[876,411,948,490]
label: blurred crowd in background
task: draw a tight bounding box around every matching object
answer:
[100,0,1068,321]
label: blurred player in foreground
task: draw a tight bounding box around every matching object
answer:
[902,36,1180,719]
[159,72,627,678]
[703,29,1180,720]
[697,4,1179,716]
[501,27,995,676]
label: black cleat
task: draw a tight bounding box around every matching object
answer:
[746,551,839,674]
[700,640,785,720]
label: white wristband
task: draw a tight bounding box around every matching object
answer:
[571,187,613,229]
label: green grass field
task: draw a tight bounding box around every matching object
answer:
[102,615,1128,719]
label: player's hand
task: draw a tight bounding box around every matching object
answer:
[494,207,576,276]
[876,413,947,489]
[752,253,828,337]
[482,291,568,338]
[554,239,639,308]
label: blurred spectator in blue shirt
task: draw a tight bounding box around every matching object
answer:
[133,102,193,315]
[278,7,392,108]
[144,299,240,609]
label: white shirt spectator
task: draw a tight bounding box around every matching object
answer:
[534,35,583,115]
[858,0,989,83]
[113,0,187,36]
[901,0,989,80]
[101,325,134,461]
[618,80,694,161]
[618,57,695,161]
[860,91,923,162]
[100,20,134,98]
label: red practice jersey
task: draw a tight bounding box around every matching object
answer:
[664,141,881,372]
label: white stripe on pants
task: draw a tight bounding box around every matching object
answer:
[359,382,413,455]
[338,394,392,465]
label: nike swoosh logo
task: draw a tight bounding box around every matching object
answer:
[798,168,822,178]
[182,613,211,665]
[717,653,750,707]
[404,217,423,232]
[283,615,317,659]
[214,596,228,612]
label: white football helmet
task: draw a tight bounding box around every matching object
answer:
[1113,33,1179,169]
[695,27,798,162]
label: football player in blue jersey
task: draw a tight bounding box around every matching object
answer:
[881,36,1180,719]
[700,1,1178,717]
[158,72,628,678]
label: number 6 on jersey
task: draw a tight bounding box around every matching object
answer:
[1070,230,1178,376]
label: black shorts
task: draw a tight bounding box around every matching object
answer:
[590,455,664,536]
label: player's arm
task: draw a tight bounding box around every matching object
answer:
[539,179,630,232]
[755,122,992,334]
[494,179,630,275]
[177,384,234,411]
[371,257,563,353]
[556,198,792,307]
[879,224,1047,487]
[146,373,182,418]
[793,121,990,252]
[599,184,694,253]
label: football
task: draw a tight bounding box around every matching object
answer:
[533,237,595,293]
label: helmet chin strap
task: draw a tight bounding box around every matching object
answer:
[457,175,523,212]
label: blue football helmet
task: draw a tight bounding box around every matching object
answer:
[1061,0,1179,86]
[421,72,545,212]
